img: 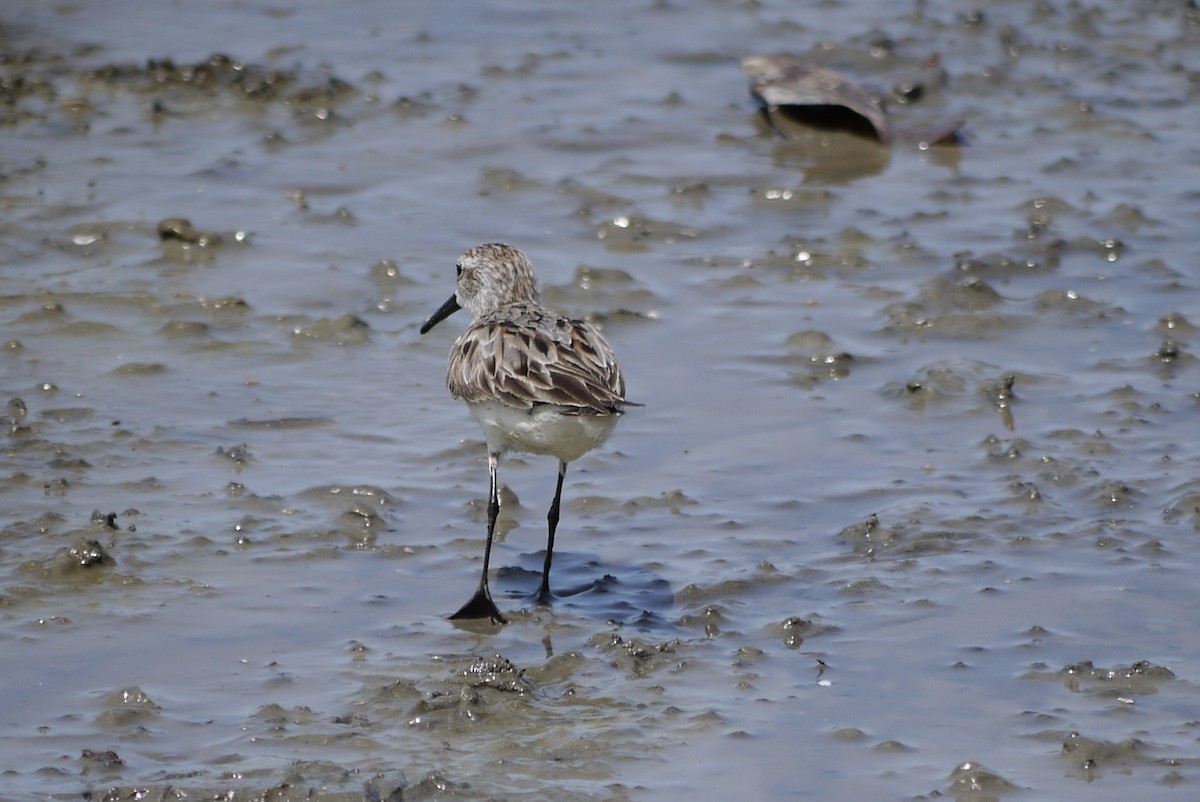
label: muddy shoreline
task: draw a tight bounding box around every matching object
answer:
[4,1,1200,799]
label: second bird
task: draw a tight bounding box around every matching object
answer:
[419,242,634,624]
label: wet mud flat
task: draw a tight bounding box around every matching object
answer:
[4,0,1200,800]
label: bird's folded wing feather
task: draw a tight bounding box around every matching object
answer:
[448,311,626,414]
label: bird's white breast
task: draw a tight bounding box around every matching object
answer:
[466,399,619,463]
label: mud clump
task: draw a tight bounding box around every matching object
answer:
[2,50,363,129]
[85,53,359,110]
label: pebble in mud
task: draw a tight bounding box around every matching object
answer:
[214,443,254,469]
[291,313,371,345]
[80,748,125,773]
[947,761,1021,794]
[677,603,727,638]
[836,513,896,555]
[5,397,27,423]
[462,654,528,693]
[1054,659,1176,695]
[68,538,114,567]
[156,217,248,263]
[883,359,1020,422]
[1061,732,1147,775]
[588,632,681,679]
[780,329,855,387]
[402,655,535,731]
[368,258,417,311]
[158,320,211,339]
[95,687,160,731]
[23,538,116,578]
[772,615,837,650]
[157,217,218,245]
[112,361,167,376]
[337,502,384,547]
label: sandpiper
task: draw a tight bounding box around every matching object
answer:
[420,243,633,624]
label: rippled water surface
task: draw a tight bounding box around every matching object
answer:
[4,1,1200,799]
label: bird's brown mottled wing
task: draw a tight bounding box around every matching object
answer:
[447,305,626,414]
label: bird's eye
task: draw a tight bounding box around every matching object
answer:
[456,264,463,277]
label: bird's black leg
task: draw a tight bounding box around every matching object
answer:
[450,452,507,624]
[536,460,568,604]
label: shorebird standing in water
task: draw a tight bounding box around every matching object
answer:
[420,243,633,624]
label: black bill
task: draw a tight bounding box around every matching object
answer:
[419,295,461,335]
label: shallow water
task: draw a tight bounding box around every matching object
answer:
[3,0,1200,799]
